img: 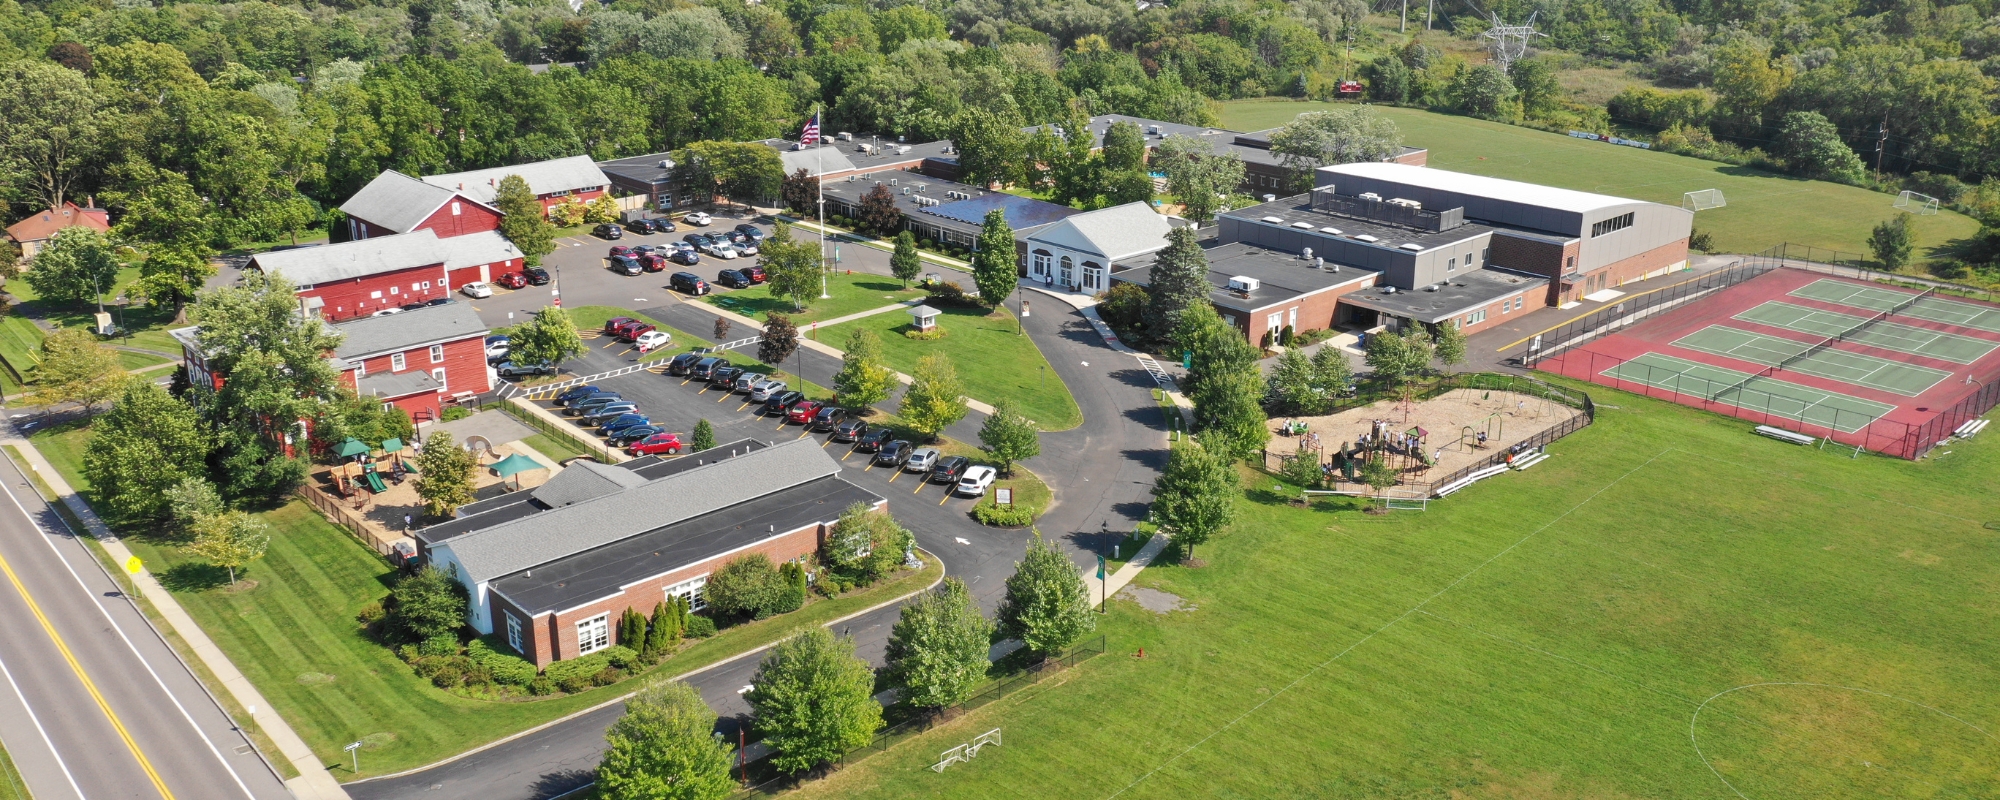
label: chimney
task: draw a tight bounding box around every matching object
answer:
[489,177,496,186]
[457,182,465,190]
[87,195,95,208]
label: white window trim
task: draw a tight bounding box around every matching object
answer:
[355,360,366,377]
[433,368,447,391]
[389,286,400,295]
[506,613,523,653]
[390,353,406,372]
[429,344,445,363]
[665,576,709,611]
[1447,257,1456,272]
[576,614,610,655]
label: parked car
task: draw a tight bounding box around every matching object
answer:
[597,413,651,435]
[593,223,623,240]
[710,365,744,388]
[617,323,656,343]
[739,265,766,283]
[831,418,868,442]
[370,307,404,317]
[604,317,639,335]
[496,361,555,378]
[904,447,940,473]
[761,390,805,416]
[810,406,846,431]
[930,455,972,483]
[524,268,552,285]
[733,373,762,393]
[461,281,493,299]
[854,427,893,452]
[683,233,712,251]
[485,341,510,364]
[634,330,672,352]
[688,356,724,380]
[717,269,753,289]
[956,465,997,496]
[669,248,700,266]
[638,253,668,272]
[734,223,766,243]
[567,394,627,415]
[609,245,636,258]
[611,255,642,275]
[709,241,740,260]
[560,390,617,409]
[874,440,914,467]
[725,232,757,256]
[665,352,702,376]
[581,404,640,425]
[608,425,664,447]
[494,271,528,289]
[748,379,787,401]
[556,385,606,404]
[425,297,452,307]
[630,432,685,455]
[683,211,711,226]
[625,218,658,234]
[399,302,430,312]
[670,272,709,295]
[646,217,676,233]
[785,400,824,424]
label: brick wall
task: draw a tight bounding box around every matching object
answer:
[1390,149,1429,166]
[1598,237,1689,288]
[1440,287,1539,337]
[1487,233,1577,306]
[1239,278,1377,345]
[301,264,451,321]
[536,188,608,217]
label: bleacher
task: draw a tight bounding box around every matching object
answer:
[1753,425,1816,446]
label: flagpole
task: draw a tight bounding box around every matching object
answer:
[815,106,830,299]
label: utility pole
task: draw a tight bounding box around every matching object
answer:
[1426,0,1434,29]
[1874,114,1888,178]
[1401,0,1407,33]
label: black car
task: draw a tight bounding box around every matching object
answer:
[687,356,724,380]
[524,267,552,285]
[874,440,914,467]
[709,365,744,388]
[854,427,894,453]
[597,413,651,434]
[682,233,712,250]
[425,297,451,307]
[734,223,766,243]
[761,390,804,416]
[929,455,972,483]
[669,248,700,266]
[665,352,702,376]
[831,419,868,443]
[810,406,846,432]
[717,269,753,289]
[400,302,427,312]
[647,217,676,232]
[555,384,601,404]
[625,218,658,234]
[581,404,640,425]
[594,223,623,240]
[562,390,620,409]
[607,425,665,446]
[669,272,709,295]
[611,254,642,275]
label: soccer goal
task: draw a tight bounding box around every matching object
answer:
[1895,190,1940,215]
[1682,189,1726,211]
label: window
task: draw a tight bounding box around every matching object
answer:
[389,286,400,295]
[1031,251,1051,277]
[452,201,462,216]
[1501,297,1512,314]
[1590,212,1635,237]
[391,353,406,371]
[576,614,610,655]
[1514,296,1524,311]
[1464,309,1487,326]
[433,368,446,391]
[355,360,366,377]
[506,613,523,653]
[1482,247,1489,263]
[370,290,383,299]
[1466,252,1475,268]
[429,345,445,363]
[1288,307,1297,329]
[1446,257,1456,272]
[380,402,393,412]
[665,576,708,611]
[1267,312,1283,332]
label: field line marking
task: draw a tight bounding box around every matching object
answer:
[1691,682,2000,800]
[1103,448,1674,800]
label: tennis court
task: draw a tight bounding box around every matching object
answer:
[1671,325,1952,396]
[1734,301,2000,364]
[1791,279,2000,333]
[1599,352,1896,433]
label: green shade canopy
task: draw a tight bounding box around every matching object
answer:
[381,437,404,454]
[335,438,372,458]
[489,452,544,478]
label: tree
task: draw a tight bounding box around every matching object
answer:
[978,398,1041,476]
[1365,327,1436,405]
[83,380,212,524]
[584,195,621,224]
[0,61,107,212]
[619,607,649,658]
[900,353,968,441]
[1104,169,1156,207]
[1178,304,1269,461]
[163,477,222,539]
[951,107,1025,189]
[413,431,477,518]
[1870,213,1915,271]
[388,565,469,643]
[758,222,822,312]
[1142,227,1212,344]
[1151,440,1238,561]
[713,317,731,341]
[1153,135,1244,225]
[1511,58,1563,119]
[597,681,735,800]
[703,552,785,618]
[1049,103,1102,207]
[1433,321,1468,373]
[885,577,993,709]
[138,247,218,323]
[1266,346,1323,416]
[1778,111,1864,183]
[781,167,818,216]
[32,328,124,410]
[691,419,715,452]
[1100,120,1148,173]
[23,227,120,308]
[833,328,896,410]
[746,628,882,775]
[188,511,270,586]
[495,174,557,267]
[1311,345,1353,401]
[1359,453,1400,498]
[823,502,913,581]
[856,182,902,235]
[189,271,345,454]
[996,532,1095,658]
[1021,125,1062,193]
[646,600,681,654]
[758,312,799,365]
[510,306,586,367]
[673,141,784,209]
[1268,108,1403,192]
[971,209,1017,305]
[890,231,921,287]
[1452,65,1517,118]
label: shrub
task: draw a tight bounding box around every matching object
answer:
[440,407,472,422]
[463,664,493,687]
[924,280,970,306]
[903,326,947,340]
[467,639,537,686]
[685,616,717,638]
[704,553,785,619]
[1279,325,1295,346]
[774,562,808,614]
[544,652,613,691]
[593,667,623,686]
[431,664,466,689]
[972,501,1035,527]
[601,645,642,671]
[387,566,469,644]
[557,674,594,694]
[1095,283,1147,335]
[528,676,555,696]
[355,601,385,627]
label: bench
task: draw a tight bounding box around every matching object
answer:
[1511,451,1550,470]
[1754,425,1817,446]
[1953,419,1989,439]
[1434,464,1511,497]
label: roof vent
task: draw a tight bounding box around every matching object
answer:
[1290,221,1314,230]
[1425,284,1440,292]
[1301,247,1313,260]
[1319,227,1342,235]
[1261,216,1285,224]
[1399,242,1424,252]
[1262,194,1277,202]
[1384,286,1397,294]
[657,159,674,169]
[1352,234,1380,243]
[769,524,776,532]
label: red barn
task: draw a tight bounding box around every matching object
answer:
[437,230,524,290]
[340,171,504,240]
[332,303,493,422]
[249,231,451,322]
[423,156,613,218]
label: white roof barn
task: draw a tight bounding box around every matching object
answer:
[423,155,612,205]
[248,230,447,288]
[1026,202,1173,261]
[339,172,466,235]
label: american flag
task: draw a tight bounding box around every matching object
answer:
[800,112,821,146]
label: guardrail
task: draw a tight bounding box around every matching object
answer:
[698,336,763,354]
[516,363,655,401]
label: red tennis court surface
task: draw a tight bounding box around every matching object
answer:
[1534,266,2000,458]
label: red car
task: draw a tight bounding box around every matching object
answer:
[741,265,766,284]
[605,317,647,338]
[495,271,528,289]
[786,400,824,424]
[617,323,656,343]
[638,253,668,272]
[608,245,635,259]
[629,432,684,456]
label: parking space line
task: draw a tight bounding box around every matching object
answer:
[888,470,902,483]
[796,429,813,440]
[737,401,753,412]
[823,438,837,449]
[939,492,952,506]
[717,392,731,402]
[842,449,855,460]
[863,461,875,471]
[911,479,926,494]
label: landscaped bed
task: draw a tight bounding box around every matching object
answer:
[821,304,1083,431]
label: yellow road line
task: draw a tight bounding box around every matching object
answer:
[841,449,854,460]
[797,430,812,440]
[737,401,753,412]
[911,479,925,494]
[1493,270,1720,353]
[888,470,901,483]
[822,438,836,448]
[774,418,788,430]
[939,491,952,506]
[0,548,176,800]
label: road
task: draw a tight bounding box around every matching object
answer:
[0,429,293,800]
[348,213,1170,800]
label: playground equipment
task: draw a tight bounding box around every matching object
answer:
[1459,412,1503,451]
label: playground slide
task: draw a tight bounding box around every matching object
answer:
[363,471,388,493]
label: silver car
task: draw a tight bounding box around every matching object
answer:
[749,378,787,401]
[733,372,761,393]
[904,447,940,473]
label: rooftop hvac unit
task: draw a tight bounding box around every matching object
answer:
[1263,194,1278,202]
[1227,276,1261,292]
[916,184,928,192]
[837,132,853,141]
[846,174,857,181]
[1398,242,1424,251]
[897,135,906,143]
[1315,257,1327,270]
[1261,216,1285,224]
[890,178,898,185]
[897,145,912,154]
[1359,192,1382,202]
[858,144,876,154]
[656,159,674,169]
[1291,221,1314,229]
[1424,284,1441,292]
[1386,198,1422,209]
[1319,226,1342,235]
[791,142,804,151]
[1302,247,1313,260]
[942,144,954,154]
[901,187,910,195]
[1353,234,1380,243]
[1384,286,1398,294]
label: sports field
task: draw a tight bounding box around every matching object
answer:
[796,381,2000,800]
[1600,352,1896,431]
[1669,326,1951,396]
[1791,279,2000,333]
[1216,101,1983,258]
[1734,302,2000,364]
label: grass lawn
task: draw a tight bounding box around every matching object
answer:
[562,305,835,396]
[1217,100,1984,258]
[795,379,2000,799]
[702,271,925,327]
[117,350,171,371]
[0,739,25,800]
[27,418,944,779]
[821,305,1083,431]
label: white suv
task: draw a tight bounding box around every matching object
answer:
[956,466,997,496]
[749,379,787,402]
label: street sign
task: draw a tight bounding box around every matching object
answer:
[995,488,1012,506]
[344,741,363,774]
[124,556,142,575]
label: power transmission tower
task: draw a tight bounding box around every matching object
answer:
[1478,11,1545,73]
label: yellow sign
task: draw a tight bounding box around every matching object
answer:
[124,556,142,575]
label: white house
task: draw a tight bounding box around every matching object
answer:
[1024,202,1173,294]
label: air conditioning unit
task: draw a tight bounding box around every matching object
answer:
[1227,276,1261,292]
[890,178,898,186]
[791,142,804,151]
[1319,227,1342,235]
[1359,192,1382,202]
[916,184,928,192]
[846,175,857,182]
[837,132,853,141]
[1386,198,1422,209]
[942,144,954,154]
[901,187,910,195]
[1146,125,1162,135]
[897,145,912,154]
[1262,194,1277,202]
[858,144,876,154]
[1353,234,1380,243]
[1424,283,1441,292]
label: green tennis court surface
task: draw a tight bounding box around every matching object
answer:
[1734,301,2000,364]
[1600,352,1895,432]
[1672,325,1950,396]
[1790,279,2000,333]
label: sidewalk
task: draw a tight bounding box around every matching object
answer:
[1087,533,1171,607]
[2,426,352,800]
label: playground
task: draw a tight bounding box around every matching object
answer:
[312,429,557,546]
[1266,387,1583,490]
